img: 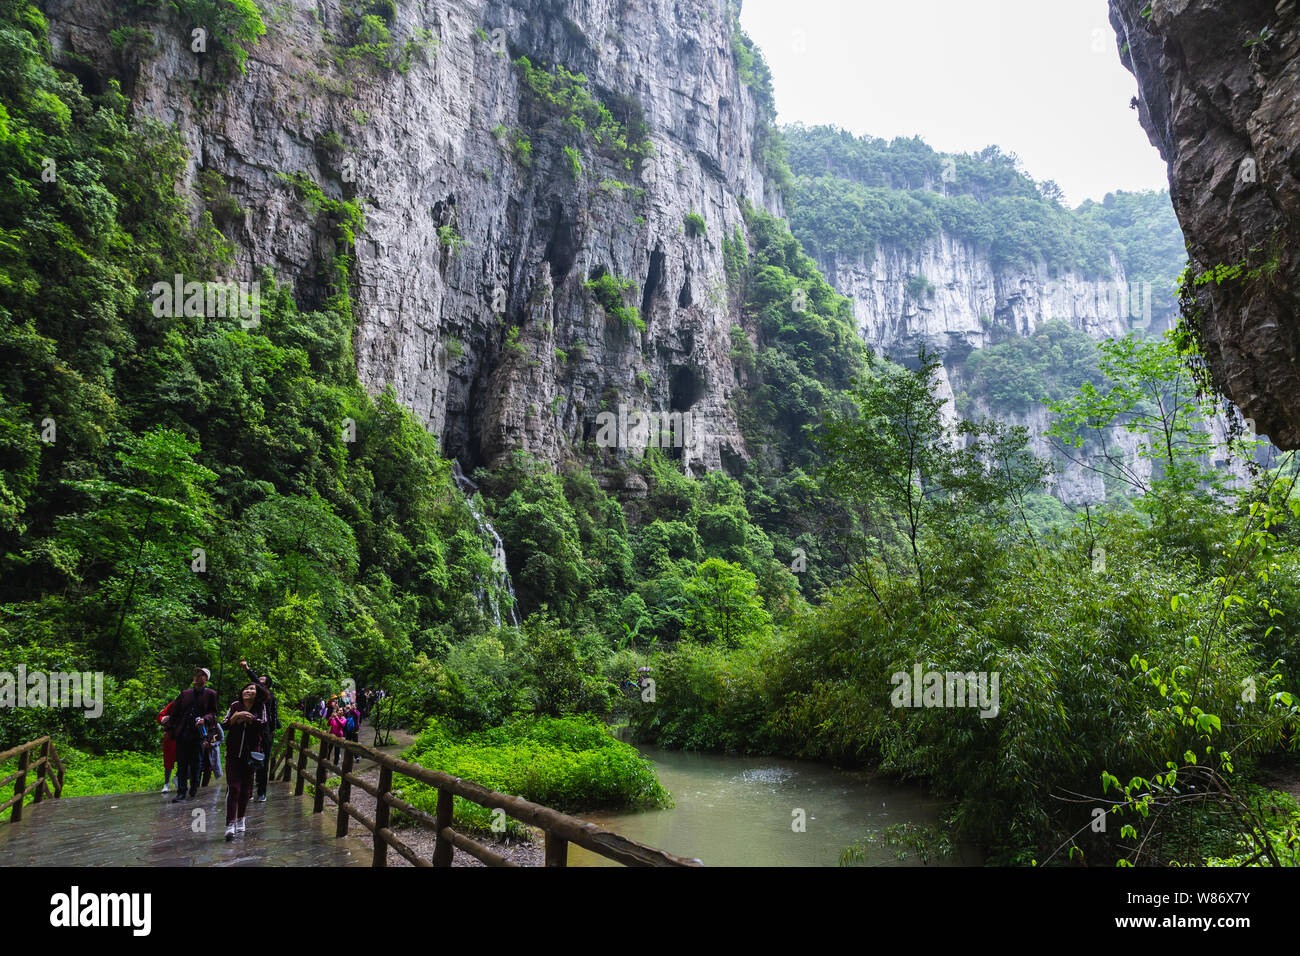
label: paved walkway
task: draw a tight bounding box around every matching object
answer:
[0,779,371,867]
[0,720,535,867]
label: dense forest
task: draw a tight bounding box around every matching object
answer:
[2,0,1298,869]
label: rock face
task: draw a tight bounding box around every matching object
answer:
[817,238,1174,504]
[823,239,1139,358]
[44,0,774,475]
[1110,0,1300,449]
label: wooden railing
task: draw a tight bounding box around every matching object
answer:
[0,737,64,823]
[270,721,701,867]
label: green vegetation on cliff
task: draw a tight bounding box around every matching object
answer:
[783,124,1184,284]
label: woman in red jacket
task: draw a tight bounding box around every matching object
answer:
[221,682,268,841]
[156,701,177,793]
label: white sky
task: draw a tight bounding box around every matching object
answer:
[738,0,1171,207]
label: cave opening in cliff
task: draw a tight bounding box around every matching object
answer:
[543,204,578,285]
[668,366,700,413]
[60,59,104,96]
[641,245,666,319]
[678,267,693,307]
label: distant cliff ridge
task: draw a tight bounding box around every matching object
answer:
[782,124,1255,504]
[823,240,1142,357]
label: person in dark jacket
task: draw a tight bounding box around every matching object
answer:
[238,660,279,802]
[221,682,269,841]
[170,667,218,802]
[343,699,360,749]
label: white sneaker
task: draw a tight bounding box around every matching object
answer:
[224,824,236,842]
[256,794,267,803]
[236,817,246,833]
[161,784,170,793]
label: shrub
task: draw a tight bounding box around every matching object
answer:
[584,270,643,332]
[564,145,582,179]
[512,56,652,171]
[437,224,465,256]
[395,714,671,834]
[906,273,935,300]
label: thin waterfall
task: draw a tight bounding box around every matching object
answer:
[450,460,521,628]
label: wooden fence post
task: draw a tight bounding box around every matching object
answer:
[12,747,28,823]
[373,765,392,868]
[294,727,310,796]
[336,748,354,838]
[33,740,49,805]
[277,725,294,782]
[432,788,455,867]
[544,831,568,867]
[313,735,330,814]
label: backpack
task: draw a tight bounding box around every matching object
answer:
[345,714,356,734]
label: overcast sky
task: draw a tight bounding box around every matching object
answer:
[738,0,1171,207]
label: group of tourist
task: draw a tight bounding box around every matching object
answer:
[158,668,381,843]
[155,660,282,843]
[323,694,361,766]
[302,686,385,724]
[298,686,386,764]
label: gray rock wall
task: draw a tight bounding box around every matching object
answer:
[1110,0,1300,450]
[45,0,774,477]
[819,232,1254,504]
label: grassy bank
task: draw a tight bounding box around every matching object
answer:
[394,714,670,837]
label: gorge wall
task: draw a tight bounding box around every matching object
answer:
[44,0,773,481]
[40,0,1273,510]
[1110,0,1300,450]
[821,237,1164,503]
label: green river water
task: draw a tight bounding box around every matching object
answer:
[570,745,977,867]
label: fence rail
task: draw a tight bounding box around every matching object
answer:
[270,721,701,868]
[0,737,64,823]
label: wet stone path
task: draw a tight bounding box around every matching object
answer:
[0,781,371,867]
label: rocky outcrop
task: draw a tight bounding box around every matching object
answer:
[817,228,1260,504]
[44,0,773,475]
[818,235,1174,504]
[821,238,1142,357]
[1110,0,1300,449]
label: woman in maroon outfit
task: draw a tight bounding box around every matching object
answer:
[221,682,268,841]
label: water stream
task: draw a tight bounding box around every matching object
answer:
[450,460,520,629]
[570,745,977,867]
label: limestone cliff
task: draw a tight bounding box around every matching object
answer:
[1110,0,1300,449]
[816,235,1178,504]
[44,0,774,478]
[823,240,1140,358]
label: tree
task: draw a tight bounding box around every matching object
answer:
[1048,331,1233,535]
[57,427,216,671]
[820,349,956,597]
[821,349,1049,606]
[521,612,610,717]
[235,591,330,709]
[684,558,770,646]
